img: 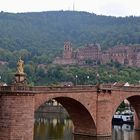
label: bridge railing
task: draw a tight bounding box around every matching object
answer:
[0,85,13,91]
[101,84,140,92]
[113,85,140,91]
[100,84,112,89]
[96,84,140,92]
[26,85,97,92]
[0,85,28,91]
[1,84,140,93]
[0,84,97,93]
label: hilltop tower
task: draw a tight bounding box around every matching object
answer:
[63,41,73,59]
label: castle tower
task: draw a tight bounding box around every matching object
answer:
[63,41,73,59]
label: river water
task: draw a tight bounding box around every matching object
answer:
[34,118,140,140]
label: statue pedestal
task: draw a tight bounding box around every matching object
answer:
[15,73,26,84]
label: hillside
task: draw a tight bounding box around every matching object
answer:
[0,11,140,53]
[1,10,140,71]
[0,11,140,85]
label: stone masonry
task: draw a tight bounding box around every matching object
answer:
[1,84,140,139]
[0,93,34,140]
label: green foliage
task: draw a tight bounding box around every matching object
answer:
[1,62,140,86]
[30,65,140,86]
[0,11,140,85]
[0,11,140,57]
[117,101,126,112]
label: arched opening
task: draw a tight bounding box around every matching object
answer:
[112,99,134,124]
[34,97,96,139]
[127,96,140,130]
[112,95,140,139]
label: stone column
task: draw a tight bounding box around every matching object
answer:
[0,94,35,140]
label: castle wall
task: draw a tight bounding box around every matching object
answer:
[53,42,140,67]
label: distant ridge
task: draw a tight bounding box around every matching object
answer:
[0,10,140,53]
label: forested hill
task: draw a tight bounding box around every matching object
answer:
[1,11,140,85]
[0,10,140,56]
[0,11,140,51]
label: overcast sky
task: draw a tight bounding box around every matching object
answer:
[0,0,140,17]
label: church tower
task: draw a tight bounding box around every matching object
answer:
[63,41,73,59]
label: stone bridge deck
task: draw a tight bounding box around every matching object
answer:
[1,84,140,93]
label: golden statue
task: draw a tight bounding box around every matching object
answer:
[17,57,24,74]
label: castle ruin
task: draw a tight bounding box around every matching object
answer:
[53,42,140,67]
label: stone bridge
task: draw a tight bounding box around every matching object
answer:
[0,84,140,140]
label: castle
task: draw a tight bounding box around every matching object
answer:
[53,42,140,67]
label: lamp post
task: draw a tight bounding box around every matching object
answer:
[96,73,100,92]
[87,75,89,85]
[96,73,100,84]
[75,75,78,86]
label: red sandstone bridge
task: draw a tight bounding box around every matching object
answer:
[0,84,140,140]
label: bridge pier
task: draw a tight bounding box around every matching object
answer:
[96,94,112,136]
[0,94,35,140]
[134,111,140,131]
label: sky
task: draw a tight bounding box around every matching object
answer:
[0,0,140,17]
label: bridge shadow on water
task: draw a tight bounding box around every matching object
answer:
[74,135,111,140]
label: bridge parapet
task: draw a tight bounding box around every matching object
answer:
[29,85,97,92]
[1,84,140,94]
[0,85,97,93]
[113,85,140,92]
[0,85,27,91]
[100,84,140,91]
[100,84,112,89]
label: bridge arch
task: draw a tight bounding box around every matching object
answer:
[35,94,97,136]
[127,95,140,130]
[111,92,140,130]
[112,94,140,116]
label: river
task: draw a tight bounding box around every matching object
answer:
[34,118,140,140]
